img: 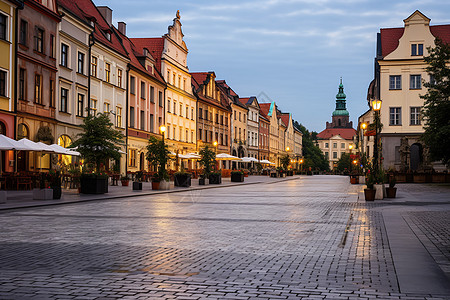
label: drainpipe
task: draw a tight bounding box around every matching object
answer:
[14,1,24,138]
[125,66,129,174]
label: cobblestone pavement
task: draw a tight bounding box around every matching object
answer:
[0,176,449,299]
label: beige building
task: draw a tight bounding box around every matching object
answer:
[260,102,280,166]
[131,11,197,161]
[372,10,450,171]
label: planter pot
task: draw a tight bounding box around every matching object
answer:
[151,181,160,190]
[386,187,397,198]
[287,170,294,176]
[199,177,206,185]
[364,188,376,201]
[121,180,130,186]
[80,176,108,194]
[159,180,170,190]
[33,188,53,200]
[231,173,244,182]
[432,174,446,183]
[133,181,143,190]
[374,184,384,200]
[359,176,366,184]
[209,173,222,184]
[174,173,192,187]
[51,185,62,199]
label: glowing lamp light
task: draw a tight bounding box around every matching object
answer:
[286,147,290,151]
[213,141,218,147]
[371,98,382,111]
[349,144,353,150]
[361,123,367,130]
[159,125,166,133]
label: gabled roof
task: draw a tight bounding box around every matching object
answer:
[190,72,230,111]
[317,128,356,140]
[58,0,128,58]
[130,38,165,72]
[216,80,238,97]
[259,103,271,118]
[191,72,210,90]
[280,113,290,128]
[117,31,165,85]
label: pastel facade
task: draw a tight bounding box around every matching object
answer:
[373,10,450,171]
[0,0,20,172]
[240,97,259,160]
[260,102,280,167]
[16,0,60,171]
[258,110,270,162]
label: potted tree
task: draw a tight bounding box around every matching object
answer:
[364,171,376,201]
[33,172,53,200]
[146,136,171,190]
[231,170,244,182]
[374,168,385,200]
[174,169,192,187]
[280,154,291,176]
[71,113,124,194]
[49,170,62,199]
[133,171,143,190]
[386,175,397,198]
[209,171,222,184]
[199,146,215,185]
[120,174,130,186]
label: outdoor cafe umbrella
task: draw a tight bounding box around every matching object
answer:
[260,159,275,165]
[215,153,242,161]
[0,134,32,174]
[48,144,81,156]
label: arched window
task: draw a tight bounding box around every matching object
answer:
[58,135,73,165]
[17,123,29,139]
[0,121,6,135]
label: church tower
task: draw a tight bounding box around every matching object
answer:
[326,79,353,129]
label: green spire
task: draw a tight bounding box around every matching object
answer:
[332,77,349,116]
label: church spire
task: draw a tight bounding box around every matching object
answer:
[333,78,349,117]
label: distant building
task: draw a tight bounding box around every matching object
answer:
[317,80,356,170]
[239,97,260,160]
[364,10,450,171]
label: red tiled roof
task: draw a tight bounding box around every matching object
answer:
[381,24,450,57]
[57,0,128,58]
[239,97,250,106]
[190,72,209,88]
[117,31,165,85]
[130,38,165,72]
[280,113,290,127]
[259,103,271,117]
[317,128,356,140]
[216,80,238,97]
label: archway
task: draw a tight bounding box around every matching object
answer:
[17,123,29,171]
[410,143,422,171]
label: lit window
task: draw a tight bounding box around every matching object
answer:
[117,69,122,87]
[77,94,84,117]
[35,27,44,53]
[91,56,97,77]
[34,74,42,104]
[91,98,97,114]
[116,107,122,127]
[105,62,111,82]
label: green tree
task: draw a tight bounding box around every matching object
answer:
[71,113,124,172]
[199,146,215,177]
[146,136,171,179]
[336,153,352,173]
[280,154,290,170]
[293,121,330,171]
[420,38,450,166]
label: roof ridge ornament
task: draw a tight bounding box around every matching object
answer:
[176,10,180,19]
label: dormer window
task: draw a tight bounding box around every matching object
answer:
[106,32,111,41]
[411,43,423,56]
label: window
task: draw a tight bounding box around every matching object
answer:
[77,94,84,117]
[191,131,194,143]
[191,108,194,120]
[205,109,208,120]
[19,68,25,100]
[150,86,154,102]
[0,70,6,97]
[116,107,122,127]
[215,113,219,124]
[173,73,176,86]
[198,128,202,141]
[78,52,84,74]
[389,107,401,125]
[159,91,163,107]
[50,35,55,58]
[103,102,110,114]
[333,143,337,148]
[34,74,42,104]
[60,88,68,113]
[186,106,189,119]
[341,143,345,149]
[117,69,122,87]
[35,27,44,53]
[129,149,136,167]
[61,43,69,67]
[167,99,171,113]
[140,81,145,99]
[325,152,329,158]
[410,75,421,89]
[199,108,203,119]
[173,101,176,115]
[140,110,145,130]
[105,62,111,82]
[90,98,97,114]
[215,132,219,144]
[19,19,27,45]
[150,114,154,132]
[180,103,183,116]
[225,134,228,146]
[183,79,186,90]
[410,107,421,125]
[333,152,337,159]
[239,112,241,121]
[91,56,97,77]
[130,76,135,94]
[234,111,236,120]
[130,107,135,128]
[220,115,224,125]
[167,125,171,139]
[389,75,401,90]
[158,117,162,128]
[50,80,55,107]
[411,43,423,56]
[180,128,183,141]
[325,142,329,148]
[0,14,7,41]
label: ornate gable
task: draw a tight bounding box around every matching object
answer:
[166,10,188,51]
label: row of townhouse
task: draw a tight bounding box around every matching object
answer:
[0,0,302,174]
[359,10,450,172]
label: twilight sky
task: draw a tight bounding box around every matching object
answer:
[94,0,450,132]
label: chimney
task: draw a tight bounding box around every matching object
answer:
[118,22,126,35]
[97,6,113,26]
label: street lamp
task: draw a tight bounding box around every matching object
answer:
[300,158,304,173]
[213,141,218,169]
[361,122,367,157]
[371,98,382,172]
[159,125,166,172]
[285,146,290,152]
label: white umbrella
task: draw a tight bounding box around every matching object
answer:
[0,134,30,151]
[185,153,201,159]
[241,157,258,162]
[260,159,275,165]
[215,153,242,161]
[49,144,81,156]
[16,139,54,152]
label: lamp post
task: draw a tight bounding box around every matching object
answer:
[361,122,367,156]
[349,144,354,172]
[159,125,166,173]
[213,141,218,170]
[300,158,304,173]
[371,98,382,173]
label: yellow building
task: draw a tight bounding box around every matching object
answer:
[372,10,450,171]
[0,0,20,172]
[131,11,197,164]
[260,102,280,166]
